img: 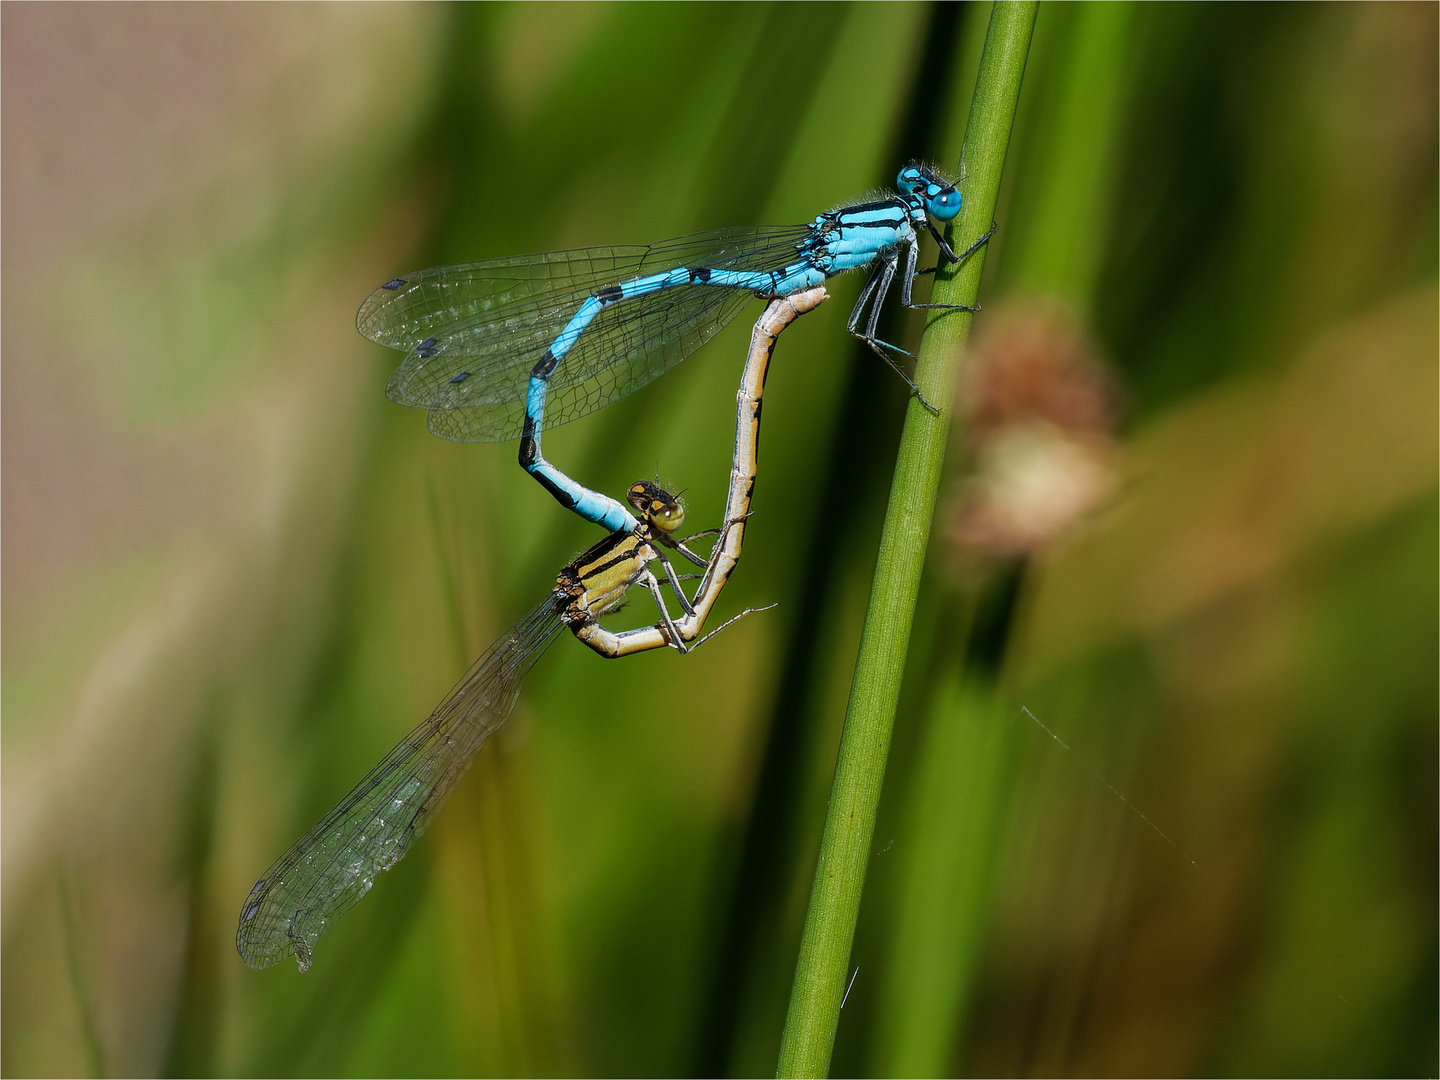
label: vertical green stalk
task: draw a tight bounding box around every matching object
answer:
[873,7,1134,1075]
[774,6,1037,1077]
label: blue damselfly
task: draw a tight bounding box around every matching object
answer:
[359,166,990,533]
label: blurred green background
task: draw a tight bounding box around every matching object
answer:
[2,3,1434,1077]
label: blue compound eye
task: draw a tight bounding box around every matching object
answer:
[927,186,962,221]
[897,166,923,192]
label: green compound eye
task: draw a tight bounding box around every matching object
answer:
[626,480,686,532]
[649,499,685,533]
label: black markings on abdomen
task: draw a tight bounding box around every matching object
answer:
[533,469,577,509]
[519,415,539,467]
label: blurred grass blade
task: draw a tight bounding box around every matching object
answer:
[875,674,1017,1076]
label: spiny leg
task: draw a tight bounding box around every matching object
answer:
[688,603,780,652]
[846,255,939,412]
[913,219,998,277]
[846,260,886,336]
[671,539,712,569]
[903,230,981,315]
[949,220,998,265]
[642,572,688,654]
[655,552,697,617]
[677,509,753,564]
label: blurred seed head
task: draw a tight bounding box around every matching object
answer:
[947,301,1122,560]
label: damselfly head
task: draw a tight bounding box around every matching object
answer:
[897,164,962,222]
[627,480,685,533]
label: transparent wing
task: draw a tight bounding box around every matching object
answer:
[236,598,565,972]
[357,225,813,442]
[424,284,760,442]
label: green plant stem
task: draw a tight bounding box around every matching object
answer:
[774,6,1037,1077]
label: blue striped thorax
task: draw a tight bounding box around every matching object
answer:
[804,165,962,275]
[811,201,912,272]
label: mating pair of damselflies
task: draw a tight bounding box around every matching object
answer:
[238,164,991,970]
